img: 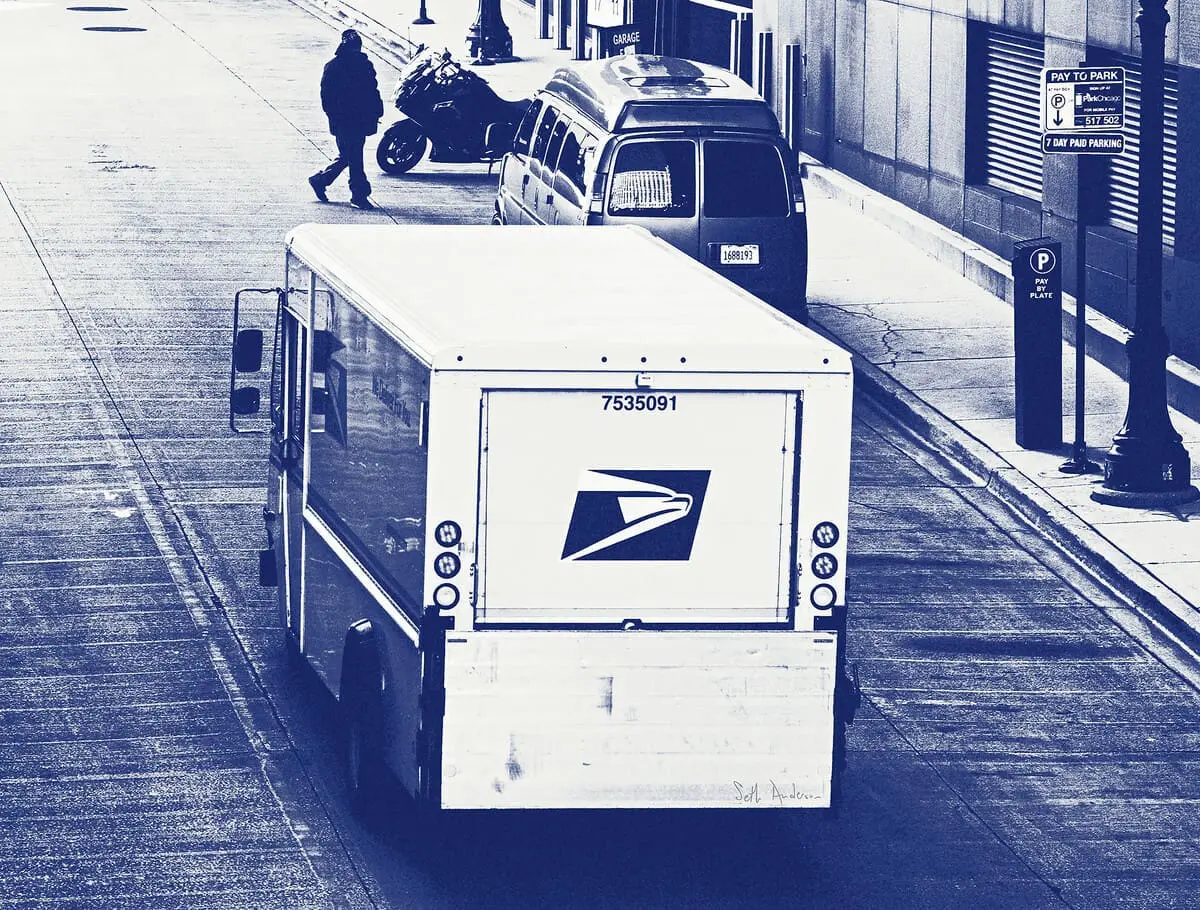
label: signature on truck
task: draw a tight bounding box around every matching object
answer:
[732,780,822,805]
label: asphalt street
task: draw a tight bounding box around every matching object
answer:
[1,0,1199,908]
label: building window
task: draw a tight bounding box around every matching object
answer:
[966,24,1045,200]
[1090,52,1178,249]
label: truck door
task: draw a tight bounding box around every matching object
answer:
[279,297,309,641]
[476,388,799,626]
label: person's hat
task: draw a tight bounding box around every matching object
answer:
[340,28,361,47]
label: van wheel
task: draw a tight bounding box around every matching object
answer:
[377,120,428,175]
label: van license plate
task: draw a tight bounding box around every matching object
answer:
[720,244,759,265]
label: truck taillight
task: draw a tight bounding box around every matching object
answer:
[434,583,460,609]
[434,552,461,578]
[810,584,837,610]
[811,553,838,580]
[435,520,461,547]
[812,521,839,548]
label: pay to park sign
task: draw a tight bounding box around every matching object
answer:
[1041,66,1126,155]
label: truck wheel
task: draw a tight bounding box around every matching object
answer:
[376,120,428,175]
[341,627,389,822]
[345,693,387,816]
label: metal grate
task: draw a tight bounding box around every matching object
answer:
[1095,57,1178,248]
[981,29,1045,200]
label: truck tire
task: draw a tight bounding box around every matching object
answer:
[341,625,389,823]
[376,120,429,175]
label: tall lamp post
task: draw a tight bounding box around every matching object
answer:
[412,0,433,25]
[466,0,515,65]
[1093,0,1199,506]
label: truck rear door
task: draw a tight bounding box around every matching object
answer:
[476,388,799,626]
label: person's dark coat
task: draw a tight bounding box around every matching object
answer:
[320,42,384,137]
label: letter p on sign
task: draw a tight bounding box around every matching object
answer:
[1031,247,1057,275]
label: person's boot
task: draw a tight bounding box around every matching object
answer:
[308,175,329,202]
[350,196,376,210]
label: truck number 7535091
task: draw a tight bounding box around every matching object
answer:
[602,394,678,412]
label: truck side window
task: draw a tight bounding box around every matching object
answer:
[608,140,696,218]
[514,99,542,155]
[306,288,430,617]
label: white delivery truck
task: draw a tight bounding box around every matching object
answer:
[229,224,856,818]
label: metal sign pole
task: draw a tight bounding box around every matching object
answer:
[1060,62,1099,475]
[1041,64,1127,473]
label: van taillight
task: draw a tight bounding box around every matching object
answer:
[586,195,605,226]
[789,169,806,215]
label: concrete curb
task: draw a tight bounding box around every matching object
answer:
[801,157,1200,425]
[808,316,1200,650]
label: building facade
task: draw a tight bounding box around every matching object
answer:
[641,0,1200,369]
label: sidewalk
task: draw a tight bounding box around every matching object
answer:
[300,0,1200,642]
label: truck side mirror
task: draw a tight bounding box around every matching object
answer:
[231,386,261,416]
[485,122,516,155]
[233,328,264,373]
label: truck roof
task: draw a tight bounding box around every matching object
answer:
[541,55,777,133]
[285,223,851,375]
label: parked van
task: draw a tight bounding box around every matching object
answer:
[489,55,809,323]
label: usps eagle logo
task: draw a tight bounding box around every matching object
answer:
[561,469,710,561]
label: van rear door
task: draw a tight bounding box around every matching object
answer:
[601,137,700,257]
[476,388,799,626]
[697,138,796,300]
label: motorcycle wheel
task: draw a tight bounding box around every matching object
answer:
[376,120,429,175]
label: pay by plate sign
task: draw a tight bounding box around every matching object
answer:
[1041,67,1126,154]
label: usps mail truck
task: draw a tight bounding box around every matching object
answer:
[229,224,855,818]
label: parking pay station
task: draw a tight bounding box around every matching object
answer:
[1013,238,1063,449]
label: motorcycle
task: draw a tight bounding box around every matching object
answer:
[376,47,531,175]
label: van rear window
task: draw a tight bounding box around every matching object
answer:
[608,140,696,218]
[702,141,789,218]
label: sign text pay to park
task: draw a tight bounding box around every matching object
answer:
[1041,67,1126,155]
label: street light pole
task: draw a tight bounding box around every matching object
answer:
[1093,0,1199,506]
[412,0,433,25]
[465,0,515,65]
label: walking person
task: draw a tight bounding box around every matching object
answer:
[309,29,384,210]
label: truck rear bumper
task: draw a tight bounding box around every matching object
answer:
[438,630,837,809]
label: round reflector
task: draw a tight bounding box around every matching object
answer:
[810,584,837,609]
[433,583,460,609]
[811,553,838,579]
[812,521,839,548]
[435,520,462,547]
[434,552,461,579]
